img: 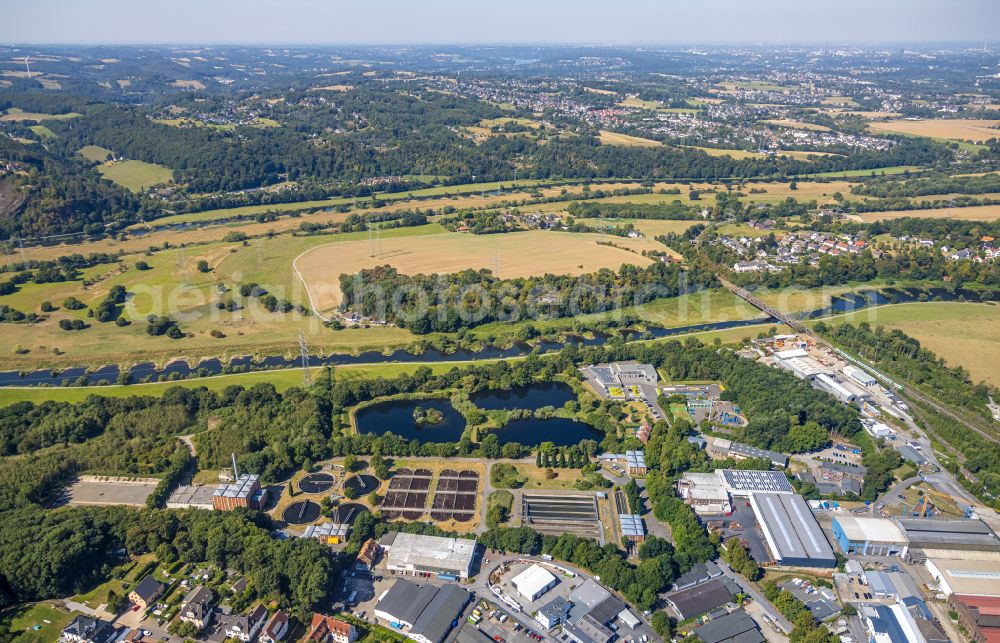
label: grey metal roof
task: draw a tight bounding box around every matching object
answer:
[666,577,738,620]
[409,583,471,643]
[673,561,722,590]
[625,450,646,469]
[728,442,789,466]
[751,493,836,566]
[866,571,897,597]
[693,610,764,643]
[375,579,435,626]
[569,579,611,610]
[896,518,1000,551]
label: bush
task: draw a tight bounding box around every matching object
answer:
[40,301,55,312]
[135,261,151,270]
[62,296,86,310]
[490,463,526,489]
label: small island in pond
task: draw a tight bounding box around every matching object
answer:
[412,405,445,425]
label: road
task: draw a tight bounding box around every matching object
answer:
[714,560,792,635]
[721,277,998,518]
[720,278,999,446]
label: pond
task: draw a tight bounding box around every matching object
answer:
[470,381,577,411]
[494,417,603,446]
[354,398,466,442]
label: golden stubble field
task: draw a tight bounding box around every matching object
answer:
[293,230,658,312]
[868,119,1000,142]
[859,204,1000,222]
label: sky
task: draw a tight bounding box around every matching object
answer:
[2,0,999,45]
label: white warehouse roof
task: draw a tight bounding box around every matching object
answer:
[512,564,557,598]
[836,516,907,544]
[385,533,477,577]
[775,348,808,360]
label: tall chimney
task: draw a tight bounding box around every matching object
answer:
[232,453,239,480]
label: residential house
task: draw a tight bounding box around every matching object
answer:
[308,614,357,643]
[260,611,289,643]
[177,585,214,630]
[60,616,118,643]
[128,575,165,612]
[356,538,381,570]
[218,603,268,642]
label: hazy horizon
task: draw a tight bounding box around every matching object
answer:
[3,0,998,46]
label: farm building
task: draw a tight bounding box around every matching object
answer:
[374,580,471,643]
[750,493,837,568]
[383,532,477,579]
[624,450,646,476]
[831,516,908,557]
[511,564,558,601]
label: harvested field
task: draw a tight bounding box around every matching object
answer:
[868,119,1000,143]
[821,301,1000,387]
[599,131,661,147]
[0,108,80,122]
[764,119,831,131]
[858,204,1000,222]
[293,230,658,312]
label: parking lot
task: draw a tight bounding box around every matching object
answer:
[700,502,772,565]
[60,476,159,507]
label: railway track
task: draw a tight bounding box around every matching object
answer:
[720,278,1000,445]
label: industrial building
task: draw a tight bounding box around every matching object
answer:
[302,522,350,544]
[925,558,1000,597]
[511,564,558,602]
[382,532,478,579]
[950,594,1000,643]
[862,603,927,643]
[897,445,928,466]
[831,516,908,557]
[773,349,831,382]
[560,579,631,643]
[618,514,646,543]
[711,438,789,468]
[663,576,740,621]
[536,597,572,629]
[896,518,1000,556]
[213,473,266,511]
[676,473,731,515]
[844,365,878,387]
[584,362,658,397]
[814,373,860,403]
[750,493,837,567]
[166,484,216,510]
[718,469,793,495]
[693,610,765,643]
[624,450,646,476]
[373,580,471,643]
